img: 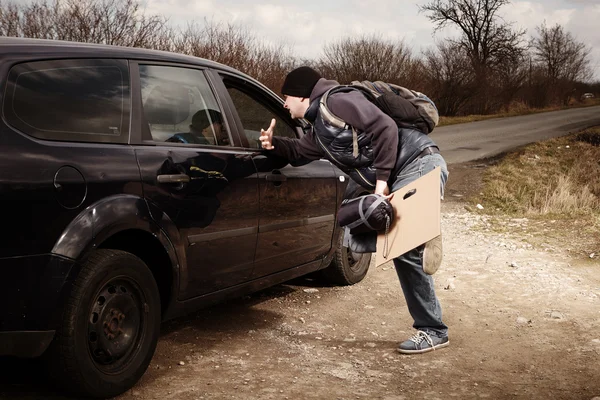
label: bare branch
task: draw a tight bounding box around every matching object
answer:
[316,35,415,86]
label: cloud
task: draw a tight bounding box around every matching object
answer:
[140,0,599,79]
[565,0,598,4]
[143,0,227,22]
[7,0,600,79]
[564,4,600,80]
[142,0,445,58]
[501,2,574,34]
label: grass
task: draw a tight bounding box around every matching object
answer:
[476,126,600,216]
[438,98,600,127]
[471,126,600,258]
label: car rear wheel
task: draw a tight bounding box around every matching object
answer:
[48,249,161,399]
[321,230,372,285]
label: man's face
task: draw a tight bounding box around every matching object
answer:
[284,95,309,119]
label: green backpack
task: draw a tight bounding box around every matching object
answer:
[320,80,439,134]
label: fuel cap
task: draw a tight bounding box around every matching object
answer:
[53,166,87,209]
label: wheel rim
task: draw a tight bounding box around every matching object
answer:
[343,246,366,273]
[87,277,146,373]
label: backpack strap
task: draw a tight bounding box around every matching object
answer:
[319,86,351,129]
[319,86,365,158]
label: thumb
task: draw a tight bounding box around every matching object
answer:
[381,192,394,201]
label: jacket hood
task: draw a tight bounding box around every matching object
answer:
[309,78,340,103]
[304,78,339,122]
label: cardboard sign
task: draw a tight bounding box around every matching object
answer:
[375,167,441,267]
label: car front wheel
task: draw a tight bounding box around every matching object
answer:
[321,230,372,285]
[48,249,161,398]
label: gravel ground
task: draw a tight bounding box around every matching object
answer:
[1,163,599,400]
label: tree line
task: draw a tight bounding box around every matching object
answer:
[0,0,597,116]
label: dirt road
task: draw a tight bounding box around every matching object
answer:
[2,161,599,400]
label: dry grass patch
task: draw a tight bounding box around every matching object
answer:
[472,126,600,259]
[478,128,600,216]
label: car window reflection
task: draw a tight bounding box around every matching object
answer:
[140,65,231,146]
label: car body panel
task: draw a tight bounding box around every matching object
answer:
[134,147,260,299]
[252,161,338,276]
[0,129,144,260]
[0,254,75,332]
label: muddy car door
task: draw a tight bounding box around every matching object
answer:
[130,63,260,299]
[209,71,339,277]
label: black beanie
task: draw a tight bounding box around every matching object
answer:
[281,66,321,98]
[191,109,222,130]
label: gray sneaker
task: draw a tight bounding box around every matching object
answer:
[423,234,443,275]
[397,331,449,354]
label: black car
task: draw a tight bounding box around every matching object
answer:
[0,37,372,398]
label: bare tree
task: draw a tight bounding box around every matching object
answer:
[317,35,416,86]
[0,2,20,37]
[0,0,172,48]
[171,20,295,93]
[173,21,254,69]
[421,0,526,71]
[532,22,592,105]
[423,40,475,116]
[420,0,527,113]
[487,46,529,112]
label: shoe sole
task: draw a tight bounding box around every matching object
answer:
[423,234,443,275]
[397,340,449,354]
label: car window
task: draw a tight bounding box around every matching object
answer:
[3,59,129,143]
[223,81,297,150]
[139,65,231,146]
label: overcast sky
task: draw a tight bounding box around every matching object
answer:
[143,0,599,79]
[11,0,600,80]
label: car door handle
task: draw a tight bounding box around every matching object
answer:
[157,174,190,184]
[265,171,287,182]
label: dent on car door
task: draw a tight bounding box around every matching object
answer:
[217,74,338,278]
[131,64,260,300]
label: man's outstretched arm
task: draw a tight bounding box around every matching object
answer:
[259,118,323,165]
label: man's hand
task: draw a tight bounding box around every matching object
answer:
[259,118,276,150]
[375,179,393,200]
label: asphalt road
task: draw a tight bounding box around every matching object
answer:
[430,105,600,164]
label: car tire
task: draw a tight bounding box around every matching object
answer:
[48,249,161,399]
[321,230,372,285]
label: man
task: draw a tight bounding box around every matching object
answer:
[259,66,449,354]
[168,109,229,146]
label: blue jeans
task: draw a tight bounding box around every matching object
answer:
[391,153,449,338]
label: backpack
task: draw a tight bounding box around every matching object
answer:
[320,80,439,134]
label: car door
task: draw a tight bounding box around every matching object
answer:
[130,63,260,300]
[210,71,339,278]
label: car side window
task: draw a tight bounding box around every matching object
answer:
[139,65,231,146]
[3,59,130,143]
[223,80,297,149]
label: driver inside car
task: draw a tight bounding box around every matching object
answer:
[167,109,229,146]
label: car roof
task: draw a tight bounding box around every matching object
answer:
[0,37,278,97]
[0,37,231,69]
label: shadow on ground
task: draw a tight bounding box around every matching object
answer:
[0,276,325,399]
